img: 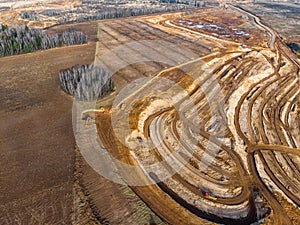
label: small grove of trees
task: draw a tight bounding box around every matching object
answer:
[287,42,300,54]
[62,31,87,46]
[59,64,114,101]
[20,11,38,20]
[0,25,87,57]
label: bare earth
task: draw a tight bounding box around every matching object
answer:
[0,42,96,223]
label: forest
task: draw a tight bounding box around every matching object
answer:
[0,25,87,57]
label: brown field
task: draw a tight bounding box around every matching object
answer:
[0,21,97,223]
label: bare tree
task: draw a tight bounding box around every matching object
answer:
[0,25,88,57]
[59,64,114,101]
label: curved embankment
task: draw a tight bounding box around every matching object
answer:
[101,49,264,224]
[149,172,256,225]
[102,17,300,222]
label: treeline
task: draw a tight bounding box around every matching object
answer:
[68,6,194,23]
[39,4,195,23]
[59,64,114,101]
[41,9,60,17]
[160,0,205,7]
[0,25,87,57]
